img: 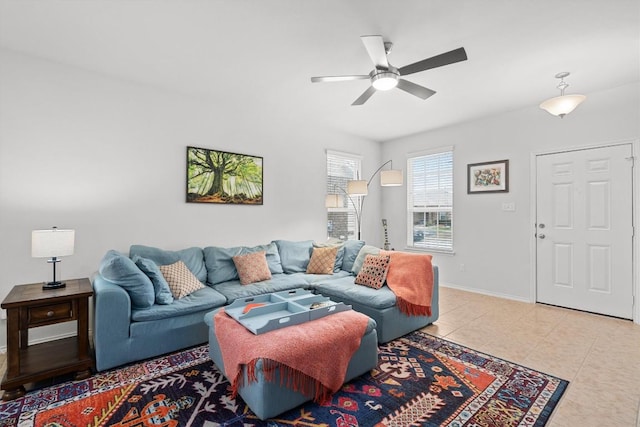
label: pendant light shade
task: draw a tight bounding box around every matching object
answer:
[539,94,586,118]
[540,72,586,118]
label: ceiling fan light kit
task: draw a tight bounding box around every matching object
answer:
[311,35,467,106]
[539,72,586,118]
[371,70,399,91]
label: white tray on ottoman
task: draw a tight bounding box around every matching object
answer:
[224,288,351,334]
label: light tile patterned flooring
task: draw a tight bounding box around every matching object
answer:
[423,287,640,427]
[0,286,638,425]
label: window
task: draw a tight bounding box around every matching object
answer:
[326,150,361,240]
[407,148,453,251]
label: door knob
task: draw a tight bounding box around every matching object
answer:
[538,234,546,239]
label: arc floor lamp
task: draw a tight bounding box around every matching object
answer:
[326,160,403,240]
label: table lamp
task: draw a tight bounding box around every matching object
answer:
[32,227,75,290]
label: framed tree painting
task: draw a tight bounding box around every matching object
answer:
[186,146,263,204]
[467,159,509,194]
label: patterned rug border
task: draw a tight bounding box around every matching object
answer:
[398,333,569,427]
[409,332,570,383]
[0,331,569,426]
[0,344,211,419]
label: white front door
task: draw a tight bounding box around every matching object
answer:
[536,144,634,319]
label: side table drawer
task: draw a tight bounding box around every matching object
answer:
[28,302,74,326]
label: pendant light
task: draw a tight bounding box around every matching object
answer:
[539,72,586,118]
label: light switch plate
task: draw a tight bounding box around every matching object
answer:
[502,202,516,211]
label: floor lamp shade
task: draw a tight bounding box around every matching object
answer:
[380,169,403,186]
[347,180,368,196]
[325,194,343,208]
[32,229,75,258]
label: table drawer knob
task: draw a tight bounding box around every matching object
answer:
[47,311,54,317]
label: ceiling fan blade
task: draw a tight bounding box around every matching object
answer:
[361,35,389,69]
[396,79,436,100]
[352,86,376,106]
[398,47,467,76]
[311,75,369,83]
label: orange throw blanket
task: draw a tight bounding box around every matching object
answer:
[380,250,434,316]
[213,309,370,402]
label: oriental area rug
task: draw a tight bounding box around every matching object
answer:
[0,331,568,426]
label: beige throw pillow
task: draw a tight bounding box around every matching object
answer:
[306,246,339,274]
[159,260,205,299]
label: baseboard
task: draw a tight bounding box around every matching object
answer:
[440,282,532,304]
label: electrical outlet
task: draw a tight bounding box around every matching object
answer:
[0,309,6,320]
[459,263,465,272]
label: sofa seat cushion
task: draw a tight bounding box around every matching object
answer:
[130,245,207,284]
[288,270,351,284]
[213,274,308,303]
[131,286,227,322]
[312,276,397,309]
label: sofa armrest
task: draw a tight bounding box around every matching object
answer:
[92,274,132,351]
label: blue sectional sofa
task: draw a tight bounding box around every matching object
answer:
[92,239,439,372]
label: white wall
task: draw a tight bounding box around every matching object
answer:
[382,82,640,301]
[2,48,636,349]
[0,49,380,347]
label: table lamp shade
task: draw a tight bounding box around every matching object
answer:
[32,229,75,258]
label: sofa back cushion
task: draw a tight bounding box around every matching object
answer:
[129,245,207,283]
[273,240,313,273]
[204,242,283,285]
[132,255,174,305]
[341,240,365,273]
[351,245,381,275]
[99,250,155,309]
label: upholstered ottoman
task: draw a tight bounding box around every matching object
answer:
[204,307,378,420]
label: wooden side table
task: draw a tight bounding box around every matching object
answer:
[1,278,94,400]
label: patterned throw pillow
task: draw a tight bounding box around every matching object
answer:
[306,246,339,274]
[159,260,205,299]
[232,251,272,285]
[354,254,391,289]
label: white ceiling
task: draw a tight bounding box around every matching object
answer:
[1,0,638,142]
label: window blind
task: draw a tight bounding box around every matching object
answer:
[326,151,361,240]
[407,149,453,251]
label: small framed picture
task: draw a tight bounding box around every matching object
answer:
[467,160,509,194]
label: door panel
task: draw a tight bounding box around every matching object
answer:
[536,144,633,319]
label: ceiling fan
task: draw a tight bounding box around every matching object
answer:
[311,35,467,106]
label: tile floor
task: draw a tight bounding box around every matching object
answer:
[423,287,640,427]
[0,286,638,425]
